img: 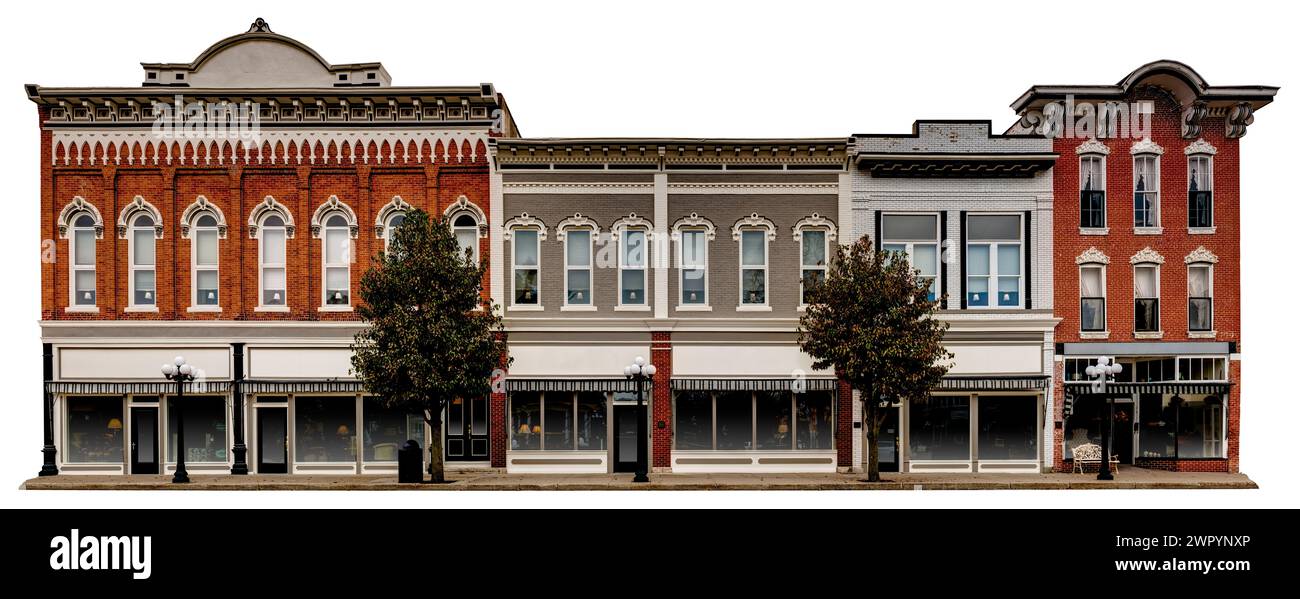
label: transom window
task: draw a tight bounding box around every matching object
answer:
[322,214,351,306]
[193,214,219,306]
[565,228,593,306]
[883,214,939,302]
[259,215,287,306]
[1188,264,1213,332]
[619,228,648,305]
[1188,155,1213,229]
[1080,265,1106,332]
[966,214,1022,308]
[1080,155,1106,229]
[129,214,156,307]
[1133,154,1160,228]
[1134,264,1160,333]
[740,230,767,306]
[679,229,708,306]
[452,214,479,263]
[71,214,97,306]
[512,228,540,306]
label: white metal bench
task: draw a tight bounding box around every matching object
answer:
[1070,442,1119,475]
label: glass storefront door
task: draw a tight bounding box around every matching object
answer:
[257,407,288,474]
[130,406,159,475]
[446,396,489,462]
[878,406,900,472]
[613,405,639,473]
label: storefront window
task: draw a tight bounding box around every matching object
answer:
[510,392,541,450]
[909,396,970,461]
[294,396,356,462]
[66,396,123,463]
[165,396,226,463]
[363,398,423,461]
[576,393,607,450]
[976,396,1036,460]
[674,392,713,450]
[544,393,575,450]
[755,391,792,450]
[1065,395,1104,456]
[716,391,753,450]
[796,391,834,450]
[1176,395,1224,458]
[1138,394,1175,458]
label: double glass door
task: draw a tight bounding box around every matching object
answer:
[446,396,489,461]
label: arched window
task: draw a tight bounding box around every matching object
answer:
[70,214,97,307]
[384,212,406,253]
[322,213,351,306]
[192,214,220,307]
[260,214,287,307]
[129,214,156,307]
[453,213,479,263]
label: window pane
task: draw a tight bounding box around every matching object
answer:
[967,244,990,276]
[566,231,591,266]
[802,231,826,267]
[74,230,95,265]
[802,269,825,304]
[1138,394,1175,458]
[134,270,155,305]
[716,391,752,450]
[543,393,574,451]
[682,231,705,267]
[326,267,349,305]
[1189,267,1210,297]
[621,269,645,304]
[263,268,285,291]
[262,229,286,264]
[977,396,1036,460]
[741,230,765,266]
[742,269,766,304]
[1080,156,1103,190]
[196,214,217,227]
[997,244,1020,276]
[1134,267,1157,298]
[567,269,591,304]
[514,269,539,304]
[326,214,347,227]
[623,230,646,267]
[325,229,349,264]
[1081,298,1106,331]
[66,397,122,463]
[967,276,988,307]
[510,393,541,451]
[513,230,538,266]
[755,391,792,450]
[576,393,606,451]
[1135,298,1159,332]
[908,396,970,461]
[883,214,937,241]
[997,276,1019,306]
[455,228,478,260]
[674,392,712,450]
[197,270,219,305]
[1080,267,1103,297]
[74,270,95,305]
[166,396,227,463]
[362,398,423,462]
[293,396,355,462]
[796,391,833,450]
[196,230,218,265]
[968,215,1019,241]
[1176,396,1224,458]
[682,268,706,304]
[133,230,155,266]
[1189,298,1213,331]
[913,244,938,277]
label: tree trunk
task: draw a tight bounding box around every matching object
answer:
[865,393,881,483]
[427,409,445,484]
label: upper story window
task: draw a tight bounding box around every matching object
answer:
[966,214,1021,308]
[558,215,599,308]
[70,213,97,307]
[452,214,479,263]
[505,214,546,308]
[1080,264,1106,332]
[321,213,352,306]
[192,214,220,307]
[1188,264,1213,332]
[794,214,836,307]
[882,213,939,302]
[383,212,406,253]
[1080,155,1107,229]
[734,213,775,309]
[1134,264,1160,333]
[1188,153,1214,230]
[619,227,648,306]
[1131,140,1164,231]
[375,196,412,253]
[129,214,156,307]
[673,213,715,309]
[259,214,288,307]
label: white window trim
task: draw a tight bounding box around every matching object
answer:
[1079,154,1108,233]
[738,228,770,308]
[189,216,221,311]
[383,212,406,253]
[1133,263,1162,337]
[127,213,157,310]
[67,212,98,310]
[880,213,940,305]
[1187,262,1215,337]
[320,211,353,309]
[676,227,711,310]
[615,226,650,308]
[1132,153,1162,233]
[451,215,481,265]
[506,225,544,310]
[257,215,289,310]
[798,228,831,308]
[1187,153,1215,233]
[1078,263,1108,338]
[561,225,596,310]
[965,213,1024,309]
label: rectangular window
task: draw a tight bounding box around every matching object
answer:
[261,228,286,306]
[1175,395,1224,458]
[166,396,227,463]
[1080,265,1106,332]
[512,229,539,305]
[795,391,834,450]
[543,393,574,450]
[324,228,350,305]
[65,396,122,463]
[1134,265,1160,332]
[800,230,828,305]
[674,391,713,449]
[132,228,156,306]
[293,396,356,463]
[1133,154,1160,228]
[1188,155,1213,229]
[908,396,970,461]
[977,396,1037,460]
[966,214,1021,308]
[509,392,541,450]
[565,229,592,305]
[195,229,219,306]
[672,390,834,451]
[72,229,96,305]
[680,229,707,305]
[755,391,792,450]
[740,230,767,305]
[716,391,754,450]
[620,229,647,305]
[509,392,607,451]
[882,214,939,302]
[362,398,424,462]
[1080,155,1107,228]
[1178,357,1227,382]
[576,392,607,450]
[1188,265,1213,332]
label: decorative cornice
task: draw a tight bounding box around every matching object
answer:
[444,195,489,238]
[1129,246,1165,265]
[116,195,164,239]
[248,195,295,239]
[792,213,838,242]
[731,212,777,241]
[1182,100,1209,139]
[1226,102,1254,139]
[1183,138,1218,156]
[1074,138,1111,155]
[180,195,228,239]
[310,195,360,239]
[610,213,654,240]
[57,196,104,239]
[1130,138,1165,156]
[1184,245,1219,264]
[373,196,411,238]
[1075,247,1110,265]
[555,213,602,240]
[671,212,717,241]
[502,213,547,241]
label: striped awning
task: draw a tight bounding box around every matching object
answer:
[1064,381,1232,398]
[45,381,232,395]
[670,378,839,392]
[241,380,364,394]
[937,376,1049,391]
[505,378,647,392]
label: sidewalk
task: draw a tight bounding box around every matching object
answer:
[20,468,1257,490]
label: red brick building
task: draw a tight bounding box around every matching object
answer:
[1008,61,1275,472]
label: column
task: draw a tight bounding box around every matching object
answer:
[650,331,672,470]
[230,342,249,474]
[40,342,58,476]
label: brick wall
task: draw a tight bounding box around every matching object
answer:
[651,331,673,469]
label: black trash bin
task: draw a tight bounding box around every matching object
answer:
[398,439,423,483]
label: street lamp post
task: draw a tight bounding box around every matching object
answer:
[623,356,656,483]
[1085,356,1124,481]
[162,356,197,484]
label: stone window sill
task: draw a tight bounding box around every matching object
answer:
[1079,227,1110,236]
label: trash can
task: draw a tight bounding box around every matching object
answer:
[398,439,423,483]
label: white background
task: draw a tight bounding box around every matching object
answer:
[0,0,1294,508]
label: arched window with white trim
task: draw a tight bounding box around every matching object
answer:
[322,213,352,306]
[192,214,220,307]
[452,213,479,263]
[70,213,97,307]
[384,212,406,253]
[259,214,288,307]
[129,214,156,307]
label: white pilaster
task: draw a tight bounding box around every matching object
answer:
[654,172,668,319]
[489,155,504,312]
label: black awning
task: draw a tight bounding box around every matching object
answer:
[505,379,646,393]
[937,376,1048,391]
[856,155,1057,178]
[670,378,838,392]
[1064,381,1232,398]
[46,381,232,395]
[241,380,364,394]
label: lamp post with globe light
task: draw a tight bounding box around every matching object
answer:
[1086,356,1123,481]
[162,356,197,484]
[623,356,656,483]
